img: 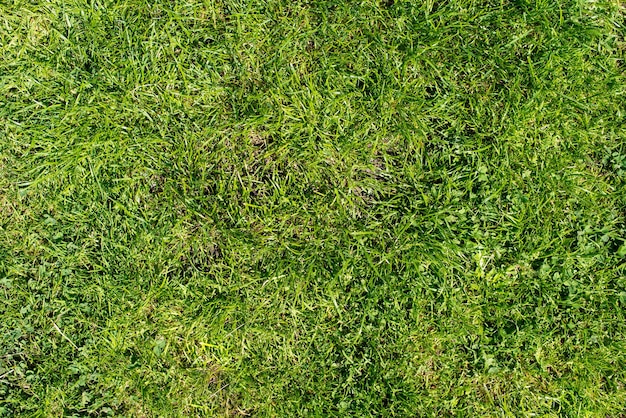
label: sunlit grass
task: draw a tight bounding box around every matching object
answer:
[1,0,625,416]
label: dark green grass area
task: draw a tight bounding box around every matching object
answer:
[1,0,626,416]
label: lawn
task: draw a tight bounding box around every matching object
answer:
[1,0,625,416]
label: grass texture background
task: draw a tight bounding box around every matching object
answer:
[1,0,625,416]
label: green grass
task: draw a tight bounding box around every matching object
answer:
[1,0,625,416]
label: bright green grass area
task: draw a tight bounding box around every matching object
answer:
[1,0,625,416]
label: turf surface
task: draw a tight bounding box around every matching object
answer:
[1,0,626,416]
